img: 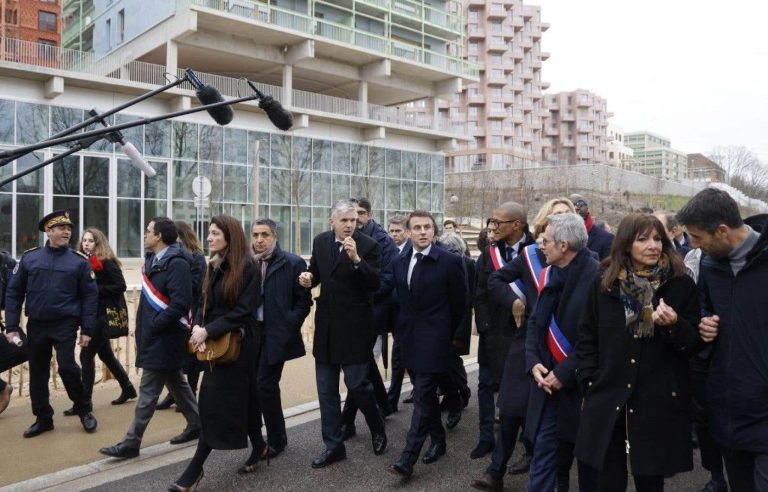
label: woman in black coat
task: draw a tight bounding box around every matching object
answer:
[170,215,261,491]
[574,214,701,491]
[69,228,135,414]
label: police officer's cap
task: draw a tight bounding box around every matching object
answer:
[39,210,74,232]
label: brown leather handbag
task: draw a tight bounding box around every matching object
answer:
[189,293,242,366]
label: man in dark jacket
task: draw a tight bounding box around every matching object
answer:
[570,194,613,260]
[250,218,312,458]
[299,200,386,468]
[678,189,768,492]
[4,210,98,437]
[524,213,599,492]
[99,217,200,459]
[386,215,411,409]
[0,249,18,414]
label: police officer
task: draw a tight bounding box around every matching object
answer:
[4,210,99,437]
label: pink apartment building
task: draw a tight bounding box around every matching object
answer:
[541,89,612,165]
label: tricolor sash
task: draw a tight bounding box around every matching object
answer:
[536,264,573,364]
[141,270,191,330]
[488,244,507,271]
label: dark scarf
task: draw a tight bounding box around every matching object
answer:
[251,243,275,287]
[618,253,671,338]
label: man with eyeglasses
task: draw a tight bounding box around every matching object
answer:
[569,194,613,260]
[473,202,535,460]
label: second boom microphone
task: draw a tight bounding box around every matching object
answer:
[185,68,234,126]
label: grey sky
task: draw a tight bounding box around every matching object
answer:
[537,0,768,161]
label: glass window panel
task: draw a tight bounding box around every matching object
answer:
[224,128,247,163]
[145,201,167,229]
[83,117,114,152]
[83,197,108,236]
[17,195,44,251]
[402,152,417,180]
[271,205,291,249]
[432,155,444,183]
[369,147,384,177]
[145,120,171,157]
[417,182,431,210]
[16,152,44,194]
[351,175,369,198]
[115,113,144,154]
[145,161,167,199]
[173,160,197,200]
[172,202,205,248]
[270,169,291,205]
[332,142,350,174]
[83,157,109,196]
[312,207,329,244]
[312,140,331,172]
[292,137,312,170]
[386,179,400,211]
[296,171,311,206]
[386,149,401,179]
[16,102,49,145]
[173,121,198,160]
[368,178,384,211]
[248,131,270,167]
[417,153,431,181]
[53,154,79,195]
[258,166,269,204]
[312,172,331,207]
[117,200,141,257]
[0,99,14,144]
[199,125,223,162]
[270,134,290,169]
[199,161,223,201]
[50,107,82,149]
[431,183,444,211]
[350,144,368,176]
[0,193,10,251]
[117,158,141,198]
[332,173,350,203]
[52,196,80,248]
[223,165,248,202]
[401,181,415,211]
[0,161,11,194]
[296,206,311,256]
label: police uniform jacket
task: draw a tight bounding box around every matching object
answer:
[5,243,98,335]
[136,243,192,371]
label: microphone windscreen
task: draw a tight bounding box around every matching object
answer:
[259,95,293,131]
[122,142,156,177]
[196,85,234,126]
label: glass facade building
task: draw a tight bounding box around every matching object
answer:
[0,99,444,258]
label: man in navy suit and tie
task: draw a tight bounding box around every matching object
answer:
[387,210,468,478]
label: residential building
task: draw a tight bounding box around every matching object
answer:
[688,153,726,182]
[62,0,95,52]
[624,131,688,181]
[541,89,611,165]
[606,122,633,169]
[436,0,550,172]
[0,0,60,61]
[0,0,476,258]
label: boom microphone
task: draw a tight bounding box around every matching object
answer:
[247,80,294,131]
[185,68,234,126]
[89,109,156,177]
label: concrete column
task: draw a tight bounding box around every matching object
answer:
[431,97,439,131]
[358,80,368,119]
[282,65,293,106]
[166,40,179,76]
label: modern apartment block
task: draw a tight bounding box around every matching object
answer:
[0,0,60,57]
[606,122,633,169]
[62,0,95,51]
[624,131,688,181]
[687,153,726,182]
[0,0,475,258]
[541,89,611,165]
[438,0,550,172]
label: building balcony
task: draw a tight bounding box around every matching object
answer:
[510,80,525,92]
[522,6,536,19]
[520,69,534,80]
[577,95,593,107]
[487,39,507,51]
[540,21,550,31]
[531,59,542,69]
[511,48,524,59]
[509,109,524,123]
[577,123,593,133]
[522,100,533,111]
[467,93,485,104]
[540,51,550,60]
[510,16,524,29]
[471,126,485,137]
[467,27,485,39]
[562,139,576,147]
[546,126,558,136]
[538,80,551,90]
[561,112,576,121]
[487,5,507,19]
[486,73,507,85]
[487,108,507,118]
[520,36,533,48]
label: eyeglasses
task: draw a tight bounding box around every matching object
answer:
[574,200,588,208]
[540,237,560,247]
[486,218,520,228]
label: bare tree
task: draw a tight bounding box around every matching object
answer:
[708,145,759,186]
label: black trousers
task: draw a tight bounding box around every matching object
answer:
[387,333,406,408]
[341,355,389,426]
[256,345,287,449]
[79,322,131,403]
[721,448,768,492]
[486,415,525,479]
[400,371,451,466]
[598,424,664,492]
[27,318,90,419]
[691,361,724,475]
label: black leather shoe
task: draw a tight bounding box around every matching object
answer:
[470,440,494,459]
[509,452,532,475]
[461,386,472,408]
[156,394,175,410]
[701,479,728,492]
[169,426,200,445]
[341,423,356,441]
[80,412,98,433]
[311,447,346,468]
[383,404,398,417]
[23,420,54,438]
[387,460,413,478]
[111,385,137,405]
[446,411,462,429]
[422,442,446,464]
[99,442,140,459]
[403,391,414,404]
[471,473,503,491]
[63,407,77,417]
[372,432,387,455]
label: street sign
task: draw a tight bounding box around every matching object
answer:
[192,176,212,197]
[193,196,209,208]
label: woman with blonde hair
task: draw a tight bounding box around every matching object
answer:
[65,228,135,416]
[531,198,575,239]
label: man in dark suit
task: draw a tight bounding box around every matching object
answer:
[570,194,613,260]
[387,210,468,478]
[299,200,387,468]
[386,215,412,409]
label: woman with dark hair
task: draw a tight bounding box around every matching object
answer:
[169,216,261,491]
[156,221,207,411]
[65,228,135,415]
[574,214,701,491]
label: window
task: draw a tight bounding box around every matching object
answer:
[38,11,57,32]
[106,19,112,48]
[118,9,125,43]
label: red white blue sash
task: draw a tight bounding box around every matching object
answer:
[488,244,507,271]
[141,270,191,330]
[536,265,573,364]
